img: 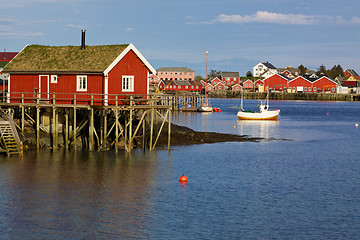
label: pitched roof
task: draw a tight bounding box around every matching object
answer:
[345,69,358,76]
[261,62,276,69]
[221,71,240,78]
[0,52,18,61]
[3,44,156,75]
[157,67,195,72]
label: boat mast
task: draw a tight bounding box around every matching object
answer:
[205,50,208,104]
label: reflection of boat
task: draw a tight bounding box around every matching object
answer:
[237,92,280,120]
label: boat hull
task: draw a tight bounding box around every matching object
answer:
[237,110,280,120]
[198,106,213,112]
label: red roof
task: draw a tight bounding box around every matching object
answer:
[0,52,18,61]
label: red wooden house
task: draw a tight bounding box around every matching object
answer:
[214,82,226,91]
[158,80,202,92]
[288,76,313,92]
[312,76,338,93]
[210,77,221,86]
[231,83,242,91]
[242,79,254,92]
[221,71,240,86]
[263,74,289,92]
[205,84,214,92]
[254,79,263,90]
[3,44,156,105]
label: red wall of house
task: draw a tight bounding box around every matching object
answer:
[313,77,337,92]
[288,77,312,92]
[9,74,104,104]
[108,50,149,103]
[264,74,288,91]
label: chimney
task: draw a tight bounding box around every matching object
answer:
[3,49,6,60]
[81,29,86,50]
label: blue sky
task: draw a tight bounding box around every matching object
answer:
[1,0,360,77]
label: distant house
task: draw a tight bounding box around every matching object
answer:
[205,84,214,92]
[210,77,222,86]
[149,74,160,84]
[313,76,338,93]
[242,79,254,92]
[3,44,156,105]
[254,79,264,90]
[263,74,290,92]
[0,51,18,71]
[253,62,277,77]
[221,71,240,86]
[278,67,299,79]
[157,67,195,81]
[344,69,359,78]
[288,76,313,93]
[231,83,242,91]
[0,51,18,92]
[158,79,202,92]
[214,82,226,91]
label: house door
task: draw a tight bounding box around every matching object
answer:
[39,75,49,100]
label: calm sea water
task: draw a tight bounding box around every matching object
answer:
[1,99,360,239]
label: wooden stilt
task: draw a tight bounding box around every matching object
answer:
[73,108,77,150]
[36,93,40,149]
[89,107,94,151]
[129,96,133,151]
[65,110,69,149]
[115,96,118,153]
[150,100,154,151]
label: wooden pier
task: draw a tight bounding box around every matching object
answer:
[0,92,176,153]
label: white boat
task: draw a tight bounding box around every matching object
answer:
[198,103,213,112]
[237,93,280,120]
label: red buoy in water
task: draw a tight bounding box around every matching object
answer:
[179,175,188,183]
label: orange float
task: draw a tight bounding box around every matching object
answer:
[179,175,188,183]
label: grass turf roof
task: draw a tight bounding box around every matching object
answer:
[4,44,129,73]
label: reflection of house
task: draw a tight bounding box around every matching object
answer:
[253,62,277,77]
[221,71,240,86]
[157,67,195,81]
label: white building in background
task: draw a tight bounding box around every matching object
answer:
[253,62,278,78]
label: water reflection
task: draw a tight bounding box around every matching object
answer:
[2,150,161,238]
[236,120,280,140]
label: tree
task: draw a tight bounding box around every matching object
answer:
[195,75,204,81]
[298,64,308,76]
[207,69,221,80]
[246,71,253,77]
[317,64,327,75]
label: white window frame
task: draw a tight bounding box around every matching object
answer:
[77,75,87,91]
[51,75,58,83]
[122,75,134,92]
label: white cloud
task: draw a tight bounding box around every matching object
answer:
[0,30,44,38]
[125,28,133,32]
[216,11,319,25]
[188,11,360,25]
